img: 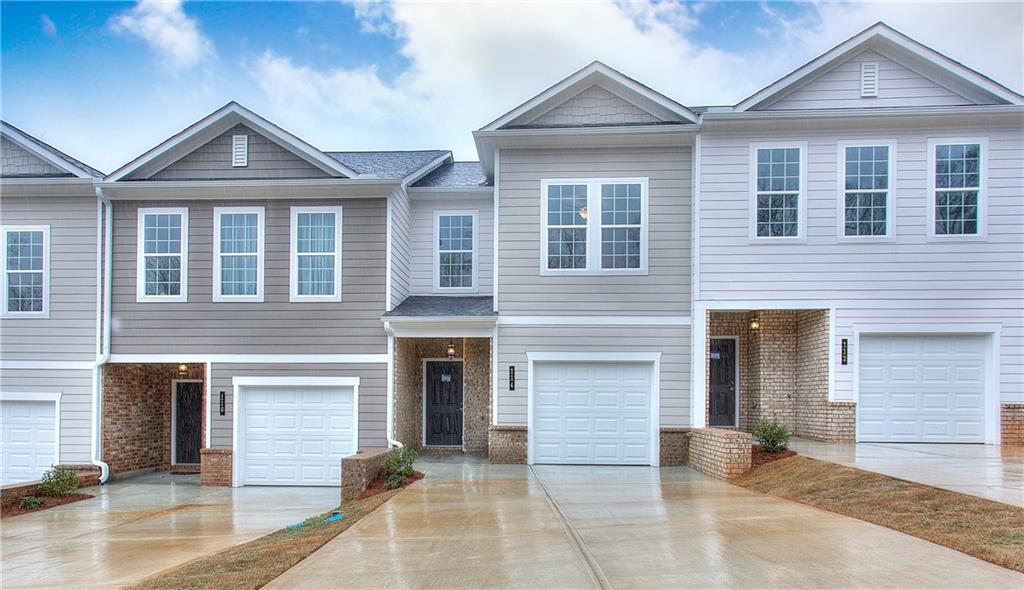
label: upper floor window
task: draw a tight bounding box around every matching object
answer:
[2,225,49,317]
[290,206,342,302]
[137,208,188,302]
[751,145,806,240]
[930,140,985,237]
[214,207,264,302]
[435,212,477,291]
[841,143,892,238]
[540,178,648,275]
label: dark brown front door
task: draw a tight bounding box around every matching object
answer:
[425,361,463,446]
[174,381,203,464]
[709,339,737,427]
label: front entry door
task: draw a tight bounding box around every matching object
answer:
[174,381,203,464]
[709,339,737,427]
[425,361,463,446]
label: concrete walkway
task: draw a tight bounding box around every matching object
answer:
[268,455,1023,589]
[790,438,1024,507]
[0,472,338,589]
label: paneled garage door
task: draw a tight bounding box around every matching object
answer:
[532,362,653,465]
[858,334,987,443]
[1,400,57,485]
[239,386,355,486]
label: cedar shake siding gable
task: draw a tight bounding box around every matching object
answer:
[1,136,67,177]
[524,85,662,127]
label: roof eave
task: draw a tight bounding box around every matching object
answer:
[1,122,100,179]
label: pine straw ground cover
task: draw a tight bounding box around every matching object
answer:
[131,488,403,590]
[734,455,1024,573]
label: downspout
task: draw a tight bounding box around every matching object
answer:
[91,186,112,482]
[384,321,403,449]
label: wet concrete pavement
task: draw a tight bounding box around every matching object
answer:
[790,438,1024,507]
[268,455,1023,589]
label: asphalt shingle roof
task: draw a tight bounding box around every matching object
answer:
[383,296,496,318]
[325,150,449,180]
[411,161,489,188]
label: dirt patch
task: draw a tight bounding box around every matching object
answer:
[357,471,425,500]
[751,445,796,467]
[734,455,1024,573]
[1,494,93,519]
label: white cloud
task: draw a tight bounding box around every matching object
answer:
[109,0,214,72]
[40,14,58,37]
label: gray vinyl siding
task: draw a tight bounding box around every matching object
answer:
[765,50,974,110]
[142,124,331,181]
[698,118,1024,403]
[110,198,387,355]
[409,194,493,295]
[0,195,99,360]
[389,188,411,308]
[0,368,94,463]
[210,362,386,449]
[1,137,64,177]
[497,146,691,314]
[526,85,660,127]
[496,325,691,426]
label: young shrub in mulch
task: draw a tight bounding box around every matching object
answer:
[359,447,425,500]
[751,444,797,467]
[38,466,80,496]
[1,466,94,519]
[753,418,791,453]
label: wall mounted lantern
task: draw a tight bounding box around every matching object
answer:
[177,363,189,377]
[748,319,760,331]
[446,340,456,360]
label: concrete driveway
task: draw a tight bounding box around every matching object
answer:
[1,472,338,589]
[790,438,1024,507]
[269,455,1022,589]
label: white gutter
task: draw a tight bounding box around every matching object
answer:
[700,104,1024,122]
[91,186,112,483]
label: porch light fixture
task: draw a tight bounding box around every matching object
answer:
[446,340,456,360]
[177,363,189,377]
[748,319,760,331]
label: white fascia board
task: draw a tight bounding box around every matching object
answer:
[98,178,401,200]
[401,152,453,188]
[702,104,1024,124]
[107,354,388,364]
[1,123,98,179]
[407,186,493,197]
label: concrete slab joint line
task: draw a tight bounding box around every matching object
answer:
[529,465,611,590]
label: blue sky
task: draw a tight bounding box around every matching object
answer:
[2,1,1021,173]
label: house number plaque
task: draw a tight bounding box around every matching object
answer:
[509,366,515,391]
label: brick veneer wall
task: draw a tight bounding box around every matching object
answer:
[687,428,752,480]
[463,338,492,454]
[1002,404,1024,446]
[660,428,690,466]
[102,363,205,476]
[200,449,232,486]
[341,448,392,503]
[750,311,798,429]
[488,425,526,464]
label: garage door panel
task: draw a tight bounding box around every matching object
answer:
[1,400,58,485]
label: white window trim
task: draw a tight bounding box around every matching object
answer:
[213,207,265,302]
[926,137,988,241]
[539,177,649,276]
[1,225,50,318]
[748,142,808,243]
[433,210,479,293]
[836,140,897,242]
[289,206,343,302]
[136,208,189,303]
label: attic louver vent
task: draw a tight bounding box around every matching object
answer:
[860,62,879,97]
[232,135,248,167]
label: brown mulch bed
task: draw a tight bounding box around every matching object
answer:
[734,455,1024,573]
[751,445,796,467]
[1,494,93,519]
[357,471,425,500]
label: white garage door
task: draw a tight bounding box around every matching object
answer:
[1,400,57,485]
[239,386,355,486]
[858,334,986,443]
[532,362,652,465]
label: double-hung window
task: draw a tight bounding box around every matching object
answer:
[750,144,806,240]
[214,207,264,301]
[2,225,49,317]
[541,178,648,274]
[929,139,985,237]
[137,208,188,302]
[290,206,342,302]
[840,143,893,238]
[435,211,477,291]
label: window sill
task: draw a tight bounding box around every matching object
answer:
[0,311,49,319]
[136,296,188,303]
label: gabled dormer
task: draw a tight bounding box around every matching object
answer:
[1,120,102,180]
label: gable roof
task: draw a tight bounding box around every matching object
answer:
[327,150,450,180]
[1,120,102,179]
[106,102,363,181]
[736,22,1024,112]
[480,61,699,131]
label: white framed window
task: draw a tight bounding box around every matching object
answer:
[927,138,987,239]
[749,142,807,241]
[137,208,188,303]
[539,178,648,275]
[213,207,264,302]
[290,206,342,302]
[2,225,49,317]
[837,141,895,239]
[434,211,478,292]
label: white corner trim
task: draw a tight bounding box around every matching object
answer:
[492,148,500,312]
[691,303,708,428]
[491,326,499,425]
[136,207,189,303]
[213,207,265,302]
[692,133,701,302]
[1,224,51,318]
[107,354,388,364]
[385,190,394,312]
[499,315,691,326]
[205,361,212,448]
[748,142,808,243]
[433,209,480,293]
[289,205,343,302]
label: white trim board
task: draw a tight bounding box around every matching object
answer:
[499,315,691,326]
[107,354,388,364]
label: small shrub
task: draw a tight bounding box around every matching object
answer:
[385,447,418,480]
[38,466,80,497]
[19,496,44,510]
[383,473,404,490]
[754,419,791,453]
